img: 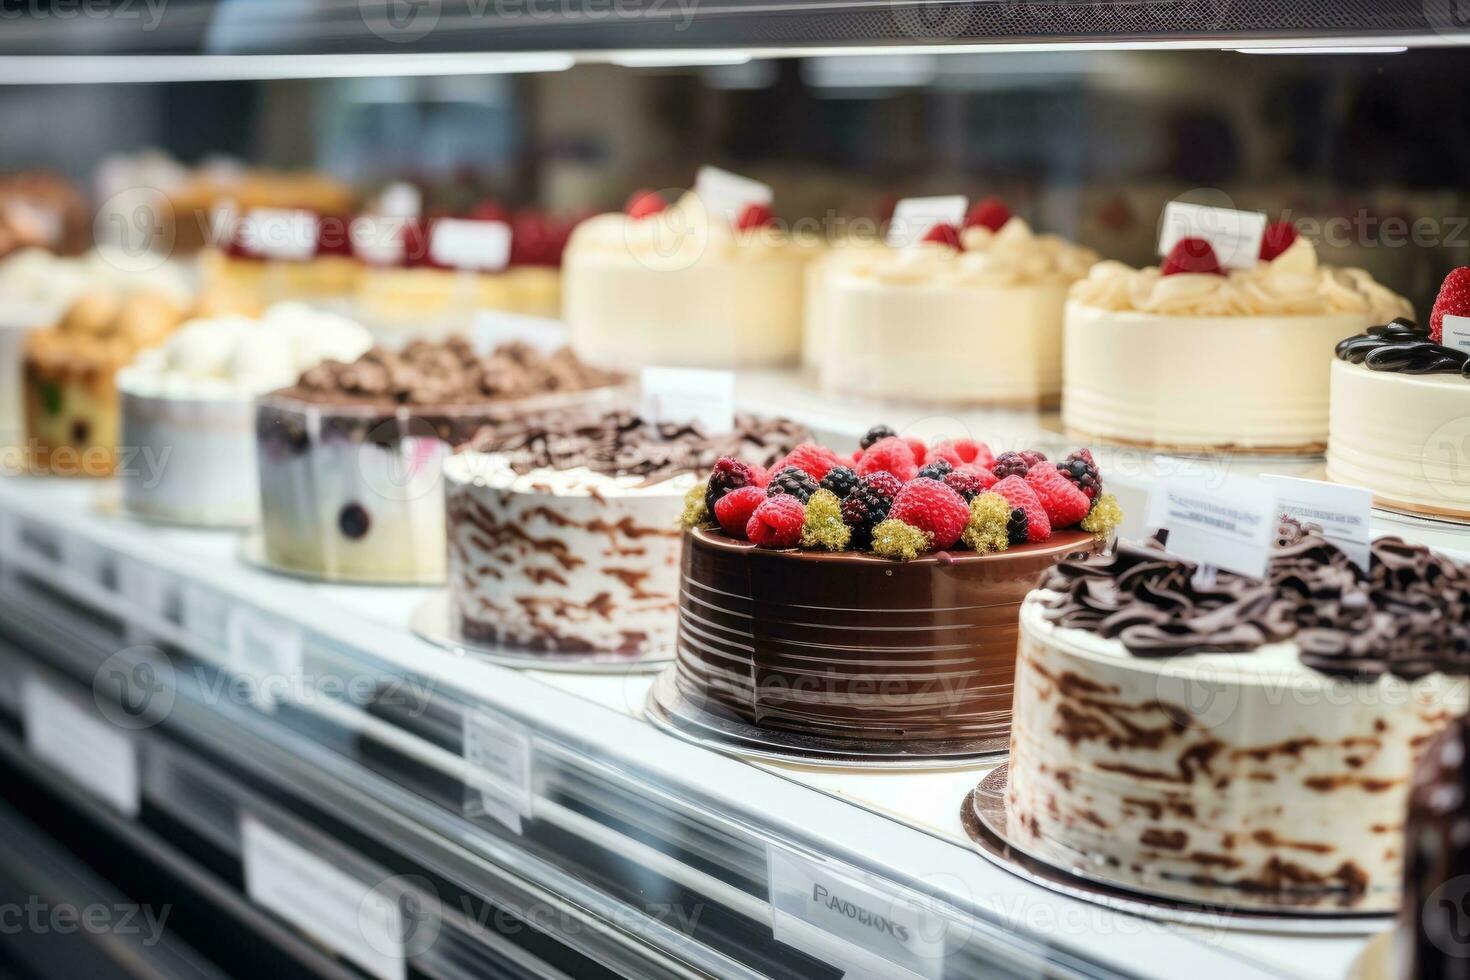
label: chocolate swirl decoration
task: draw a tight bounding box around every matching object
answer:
[1335,317,1470,378]
[1039,522,1470,679]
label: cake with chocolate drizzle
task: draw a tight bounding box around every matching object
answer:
[255,337,625,583]
[1002,521,1470,911]
[442,410,807,659]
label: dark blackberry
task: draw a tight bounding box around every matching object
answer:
[705,456,753,516]
[1006,507,1029,546]
[841,472,902,546]
[818,465,859,499]
[1059,449,1102,501]
[916,459,953,480]
[942,470,987,502]
[860,424,897,450]
[766,466,819,503]
[992,451,1030,480]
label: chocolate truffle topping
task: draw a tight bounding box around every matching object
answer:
[1039,523,1470,678]
[466,410,810,482]
[1336,317,1470,378]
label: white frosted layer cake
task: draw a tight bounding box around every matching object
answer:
[1003,532,1470,911]
[1063,236,1411,453]
[564,193,812,370]
[819,218,1096,405]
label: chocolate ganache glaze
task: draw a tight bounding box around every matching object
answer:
[1399,713,1470,979]
[1336,317,1470,378]
[1038,524,1470,678]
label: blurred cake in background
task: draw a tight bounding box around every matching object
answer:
[0,171,89,260]
[200,207,360,308]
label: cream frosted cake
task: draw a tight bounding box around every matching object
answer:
[1003,523,1470,911]
[564,190,813,370]
[118,303,373,526]
[818,200,1097,405]
[256,338,624,583]
[1327,269,1470,520]
[1063,224,1411,453]
[444,411,807,659]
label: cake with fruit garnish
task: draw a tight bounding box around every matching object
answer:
[201,209,361,308]
[1327,268,1470,521]
[818,199,1098,405]
[444,411,808,659]
[564,188,816,370]
[256,337,626,584]
[1063,222,1412,453]
[669,424,1119,752]
[1003,523,1470,912]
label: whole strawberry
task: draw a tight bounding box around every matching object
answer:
[992,475,1051,543]
[888,478,969,550]
[705,456,753,517]
[747,495,805,549]
[1430,267,1470,344]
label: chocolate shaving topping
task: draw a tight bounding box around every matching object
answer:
[1335,317,1470,378]
[465,410,810,483]
[1039,520,1470,678]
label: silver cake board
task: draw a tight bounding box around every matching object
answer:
[961,766,1392,935]
[1373,504,1470,533]
[239,532,445,587]
[643,667,1007,771]
[412,591,673,674]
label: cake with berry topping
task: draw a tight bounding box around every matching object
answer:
[1063,223,1411,453]
[443,411,807,659]
[564,189,815,370]
[1327,269,1470,520]
[817,199,1098,405]
[1002,524,1470,911]
[670,425,1117,752]
[255,338,625,583]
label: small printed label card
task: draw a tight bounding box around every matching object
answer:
[240,208,319,262]
[429,218,512,271]
[640,366,735,434]
[23,675,140,817]
[1146,475,1278,579]
[694,165,773,227]
[886,196,967,249]
[462,709,533,835]
[226,606,304,710]
[1262,474,1373,571]
[1443,314,1470,355]
[1158,201,1267,270]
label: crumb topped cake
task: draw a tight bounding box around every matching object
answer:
[1004,524,1470,910]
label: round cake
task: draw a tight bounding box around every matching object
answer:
[564,190,814,370]
[1063,227,1411,453]
[1004,526,1470,911]
[444,412,807,659]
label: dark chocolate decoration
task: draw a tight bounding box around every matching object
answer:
[1400,714,1470,978]
[1335,317,1470,379]
[338,502,371,539]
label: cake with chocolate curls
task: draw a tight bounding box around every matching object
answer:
[1000,523,1470,912]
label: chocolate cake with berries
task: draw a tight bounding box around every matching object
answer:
[667,426,1118,753]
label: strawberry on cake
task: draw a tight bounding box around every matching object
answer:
[1064,221,1411,453]
[667,425,1120,754]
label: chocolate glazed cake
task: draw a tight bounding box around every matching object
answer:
[673,526,1099,751]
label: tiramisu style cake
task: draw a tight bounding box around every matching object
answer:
[671,427,1120,752]
[256,338,623,583]
[1004,522,1470,911]
[444,411,807,660]
[818,200,1098,405]
[1064,223,1411,452]
[1327,269,1470,520]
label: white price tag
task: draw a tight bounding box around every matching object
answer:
[471,311,568,355]
[22,676,139,817]
[430,218,512,271]
[886,196,967,248]
[462,709,532,835]
[1106,474,1155,544]
[239,208,319,262]
[1147,477,1277,580]
[1263,475,1373,571]
[226,607,303,708]
[181,583,230,649]
[1444,314,1470,355]
[694,165,774,226]
[242,817,407,980]
[1158,202,1267,270]
[117,557,175,622]
[768,848,945,980]
[640,367,735,435]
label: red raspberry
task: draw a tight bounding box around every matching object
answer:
[855,436,918,482]
[931,438,992,468]
[714,486,766,539]
[964,197,1012,233]
[1024,463,1091,528]
[1160,237,1224,276]
[625,189,666,219]
[735,203,775,231]
[1259,221,1298,262]
[1020,449,1049,467]
[1430,267,1470,344]
[904,436,927,462]
[746,495,805,549]
[920,222,963,251]
[992,475,1051,542]
[888,478,969,550]
[747,463,769,488]
[925,444,965,469]
[773,443,841,482]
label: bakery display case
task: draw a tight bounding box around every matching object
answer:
[3,6,1470,980]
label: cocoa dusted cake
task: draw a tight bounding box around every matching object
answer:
[667,427,1119,753]
[255,337,625,583]
[443,411,808,659]
[1003,522,1470,911]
